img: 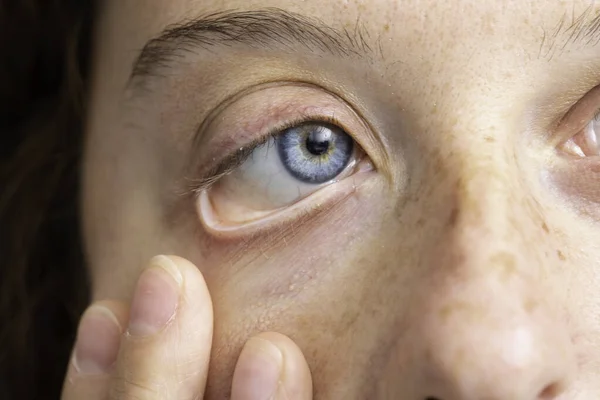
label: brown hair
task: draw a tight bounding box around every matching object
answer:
[0,1,96,398]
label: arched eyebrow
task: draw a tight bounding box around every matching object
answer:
[129,8,376,84]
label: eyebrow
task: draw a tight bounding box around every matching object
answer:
[541,5,600,60]
[130,8,376,83]
[130,6,600,84]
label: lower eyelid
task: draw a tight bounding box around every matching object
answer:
[196,167,376,239]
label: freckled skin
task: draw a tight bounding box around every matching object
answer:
[84,0,600,398]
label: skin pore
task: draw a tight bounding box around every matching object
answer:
[81,0,600,398]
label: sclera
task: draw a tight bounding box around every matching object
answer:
[197,164,374,240]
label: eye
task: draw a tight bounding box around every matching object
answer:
[199,119,372,227]
[189,83,383,235]
[560,112,600,158]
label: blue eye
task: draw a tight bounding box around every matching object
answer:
[276,123,354,184]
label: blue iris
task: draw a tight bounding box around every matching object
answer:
[276,123,354,184]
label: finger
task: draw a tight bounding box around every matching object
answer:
[231,332,313,400]
[109,255,213,400]
[61,300,129,400]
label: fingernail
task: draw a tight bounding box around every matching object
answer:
[73,305,122,375]
[232,337,283,400]
[128,255,182,336]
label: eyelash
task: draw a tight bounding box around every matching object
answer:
[185,113,345,195]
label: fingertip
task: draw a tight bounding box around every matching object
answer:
[232,336,283,400]
[93,299,129,327]
[162,254,200,274]
[72,301,126,376]
[149,255,183,286]
[258,332,313,400]
[106,255,215,400]
[161,255,213,309]
[232,332,313,400]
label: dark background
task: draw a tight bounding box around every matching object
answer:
[0,1,95,399]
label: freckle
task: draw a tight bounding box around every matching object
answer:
[484,136,495,143]
[446,206,459,227]
[424,347,434,362]
[433,156,444,174]
[383,23,390,32]
[541,222,549,233]
[416,218,425,227]
[557,250,566,261]
[339,310,360,332]
[439,301,474,321]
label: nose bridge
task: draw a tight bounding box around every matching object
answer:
[441,148,545,280]
[453,150,528,240]
[406,153,576,399]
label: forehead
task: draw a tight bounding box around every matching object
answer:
[101,1,600,101]
[96,1,600,143]
[106,0,597,52]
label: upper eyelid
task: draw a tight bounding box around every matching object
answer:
[192,81,358,153]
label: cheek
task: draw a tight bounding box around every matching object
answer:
[198,187,406,397]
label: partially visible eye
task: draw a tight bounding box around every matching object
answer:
[201,119,371,225]
[560,112,600,157]
[548,84,600,219]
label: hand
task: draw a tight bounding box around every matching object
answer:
[61,255,313,399]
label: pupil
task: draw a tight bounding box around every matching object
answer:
[305,128,332,156]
